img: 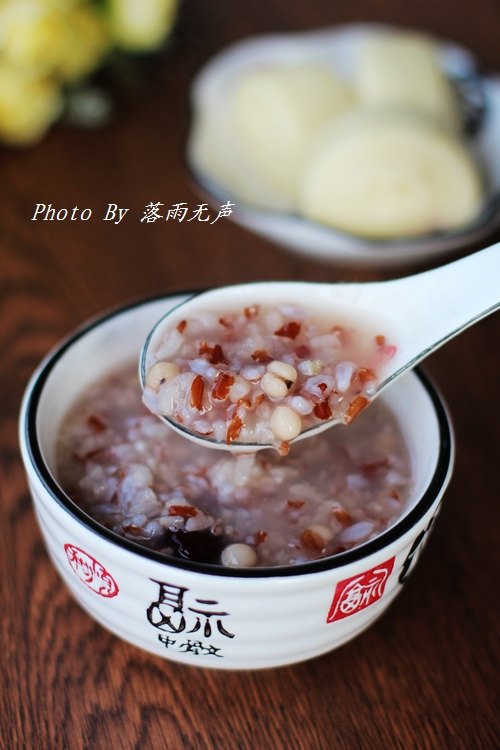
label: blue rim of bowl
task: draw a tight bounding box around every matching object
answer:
[23,293,453,578]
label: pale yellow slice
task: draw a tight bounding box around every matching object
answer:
[355,32,461,132]
[298,111,483,238]
[231,63,354,202]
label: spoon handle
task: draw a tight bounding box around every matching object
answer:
[379,242,500,383]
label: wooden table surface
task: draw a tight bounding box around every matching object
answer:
[1,2,499,748]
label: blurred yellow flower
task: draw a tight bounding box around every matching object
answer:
[0,64,62,144]
[0,0,179,144]
[57,5,110,82]
[0,1,109,81]
[0,1,69,76]
[108,0,178,51]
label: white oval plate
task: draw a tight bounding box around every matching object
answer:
[186,24,500,267]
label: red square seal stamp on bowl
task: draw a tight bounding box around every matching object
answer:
[327,557,395,623]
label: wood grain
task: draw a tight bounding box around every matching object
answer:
[1,2,499,749]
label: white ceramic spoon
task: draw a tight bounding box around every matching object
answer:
[140,243,500,452]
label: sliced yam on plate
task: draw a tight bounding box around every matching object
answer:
[298,110,483,238]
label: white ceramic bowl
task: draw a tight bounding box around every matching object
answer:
[19,295,454,670]
[187,23,500,267]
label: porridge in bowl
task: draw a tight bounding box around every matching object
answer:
[21,295,454,668]
[57,363,411,568]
